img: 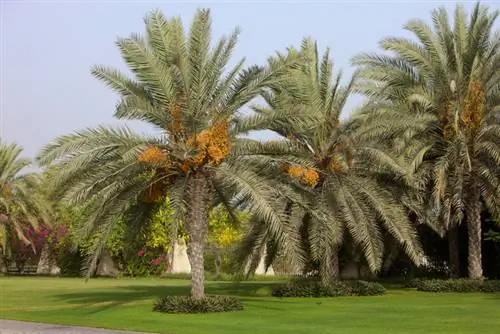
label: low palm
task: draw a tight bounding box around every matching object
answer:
[239,38,423,282]
[0,140,51,255]
[37,9,308,298]
[353,3,500,278]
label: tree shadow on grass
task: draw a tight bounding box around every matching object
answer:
[53,281,283,313]
[478,293,500,300]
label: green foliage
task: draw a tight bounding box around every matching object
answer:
[53,246,84,277]
[78,216,125,259]
[13,2,498,287]
[124,249,166,277]
[0,140,53,255]
[207,205,246,249]
[404,278,424,289]
[123,197,183,277]
[48,205,124,276]
[238,36,423,283]
[143,197,185,252]
[205,205,247,275]
[37,8,306,294]
[353,280,387,296]
[353,3,500,279]
[271,280,386,297]
[416,279,500,293]
[484,230,500,243]
[153,295,243,314]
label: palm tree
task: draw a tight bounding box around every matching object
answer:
[238,38,423,282]
[37,9,307,299]
[0,140,51,262]
[353,3,500,279]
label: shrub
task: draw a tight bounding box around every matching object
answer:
[153,295,243,314]
[271,280,385,297]
[353,280,386,296]
[404,278,424,289]
[322,281,355,297]
[416,279,500,293]
[481,280,500,292]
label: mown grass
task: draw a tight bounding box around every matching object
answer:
[1,277,499,334]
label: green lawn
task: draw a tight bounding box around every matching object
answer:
[0,277,499,334]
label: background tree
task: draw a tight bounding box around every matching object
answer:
[238,38,423,283]
[353,2,500,278]
[0,140,52,271]
[37,9,308,299]
[206,204,247,276]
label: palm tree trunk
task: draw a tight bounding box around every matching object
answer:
[214,248,221,277]
[185,172,211,299]
[0,256,7,275]
[331,247,340,280]
[299,213,313,273]
[320,246,340,283]
[448,227,460,278]
[466,190,483,279]
[382,240,400,275]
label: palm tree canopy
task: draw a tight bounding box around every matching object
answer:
[238,38,423,279]
[352,3,500,228]
[0,140,51,252]
[37,9,312,274]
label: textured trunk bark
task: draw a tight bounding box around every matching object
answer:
[466,189,483,279]
[0,256,7,274]
[382,241,400,275]
[214,248,221,277]
[448,227,461,278]
[321,246,340,283]
[185,172,211,300]
[300,213,313,274]
[331,248,340,281]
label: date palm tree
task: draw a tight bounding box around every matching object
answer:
[37,9,308,298]
[0,140,51,258]
[238,38,423,282]
[353,3,500,278]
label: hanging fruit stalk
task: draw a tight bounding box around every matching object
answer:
[182,121,230,172]
[282,163,319,188]
[461,81,485,137]
[137,121,231,202]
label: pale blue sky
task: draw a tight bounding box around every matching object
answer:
[2,1,499,162]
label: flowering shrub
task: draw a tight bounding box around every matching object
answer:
[5,198,248,277]
[122,197,184,277]
[8,223,69,272]
[125,247,166,277]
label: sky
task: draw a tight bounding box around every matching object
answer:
[2,0,499,165]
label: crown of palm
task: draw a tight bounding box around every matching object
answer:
[353,3,500,227]
[36,9,315,275]
[236,38,423,279]
[0,141,52,248]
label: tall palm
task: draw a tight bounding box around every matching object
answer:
[353,3,500,278]
[37,9,307,299]
[0,140,51,255]
[239,38,423,282]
